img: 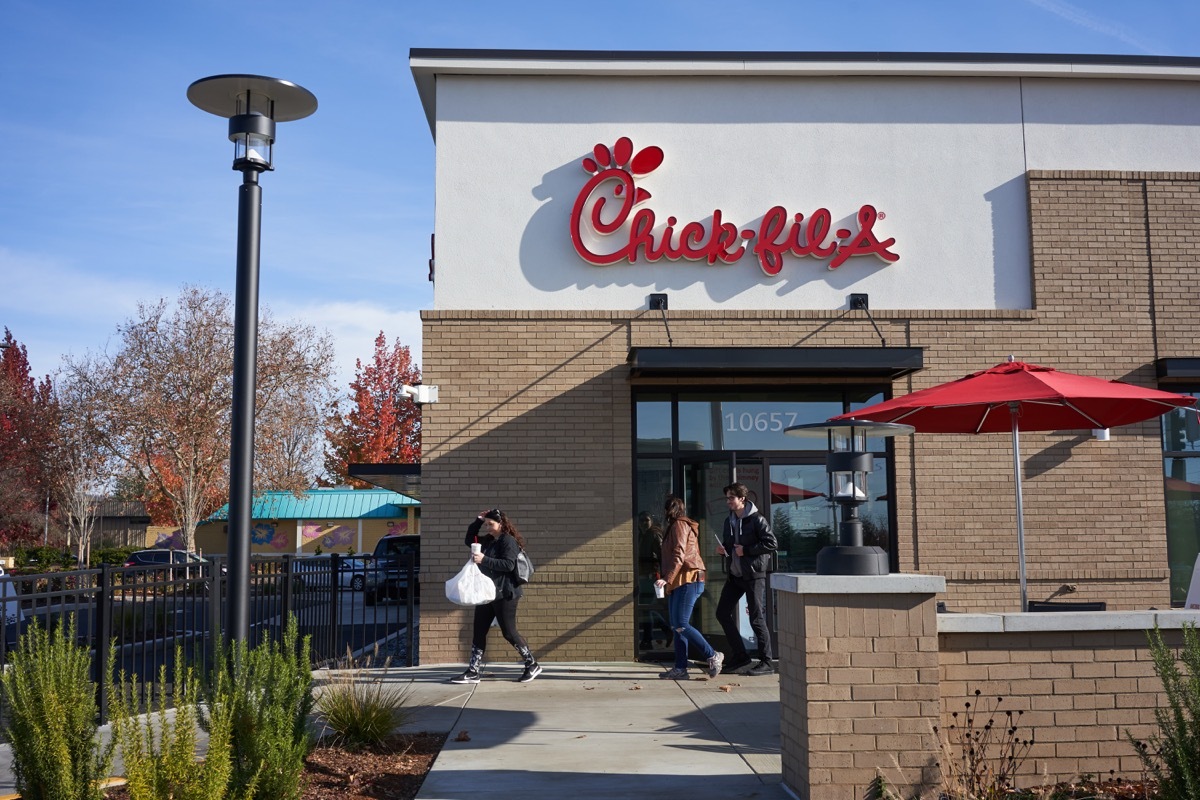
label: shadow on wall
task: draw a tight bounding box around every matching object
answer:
[421,323,637,658]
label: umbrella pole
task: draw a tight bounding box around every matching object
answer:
[1010,403,1028,612]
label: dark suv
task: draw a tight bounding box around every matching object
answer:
[124,549,203,570]
[363,534,420,605]
[122,549,222,580]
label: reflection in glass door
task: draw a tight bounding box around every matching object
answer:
[680,457,733,653]
[767,463,836,573]
[634,459,673,654]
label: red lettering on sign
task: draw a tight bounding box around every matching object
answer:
[570,138,899,275]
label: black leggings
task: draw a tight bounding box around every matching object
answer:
[471,596,528,653]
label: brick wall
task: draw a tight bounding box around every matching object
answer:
[418,315,634,663]
[938,624,1182,782]
[418,171,1196,661]
[775,578,1199,797]
[777,586,941,799]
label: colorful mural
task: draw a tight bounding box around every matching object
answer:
[250,522,276,545]
[302,523,355,551]
[154,529,184,549]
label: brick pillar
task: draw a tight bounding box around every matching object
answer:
[772,574,945,800]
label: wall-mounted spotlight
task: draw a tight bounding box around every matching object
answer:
[402,384,439,405]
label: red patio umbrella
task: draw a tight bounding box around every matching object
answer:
[770,481,824,504]
[831,358,1198,610]
[1166,477,1200,496]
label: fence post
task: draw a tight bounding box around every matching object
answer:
[281,554,293,643]
[405,554,416,666]
[95,563,112,725]
[209,556,224,671]
[329,553,341,665]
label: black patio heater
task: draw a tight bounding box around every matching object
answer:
[187,75,316,645]
[785,420,914,575]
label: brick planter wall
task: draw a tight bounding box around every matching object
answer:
[774,571,1200,800]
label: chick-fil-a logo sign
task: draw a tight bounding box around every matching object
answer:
[569,136,899,275]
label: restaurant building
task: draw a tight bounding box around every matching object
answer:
[408,50,1200,664]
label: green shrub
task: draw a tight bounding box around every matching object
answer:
[316,647,417,749]
[1129,623,1200,800]
[0,616,114,800]
[208,616,315,800]
[92,546,139,566]
[13,545,76,571]
[108,645,234,800]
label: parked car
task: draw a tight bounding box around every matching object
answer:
[123,549,225,578]
[338,557,368,591]
[364,534,420,605]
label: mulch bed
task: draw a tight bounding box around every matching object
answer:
[102,732,446,800]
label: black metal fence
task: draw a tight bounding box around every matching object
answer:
[0,553,417,722]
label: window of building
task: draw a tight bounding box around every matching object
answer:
[1163,393,1200,605]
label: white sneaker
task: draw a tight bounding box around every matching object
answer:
[706,651,725,678]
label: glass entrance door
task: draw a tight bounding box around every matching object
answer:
[680,456,733,654]
[767,462,837,573]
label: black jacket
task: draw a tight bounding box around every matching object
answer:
[721,502,777,579]
[466,519,523,600]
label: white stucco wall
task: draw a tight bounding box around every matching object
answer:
[428,71,1200,313]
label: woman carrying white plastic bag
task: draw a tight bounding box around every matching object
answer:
[445,559,496,606]
[449,508,542,684]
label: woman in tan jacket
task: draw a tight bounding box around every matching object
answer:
[654,494,724,680]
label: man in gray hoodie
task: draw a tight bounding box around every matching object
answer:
[715,482,778,675]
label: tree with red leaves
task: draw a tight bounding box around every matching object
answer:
[324,332,421,485]
[0,329,58,550]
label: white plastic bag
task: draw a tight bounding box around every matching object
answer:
[445,560,496,606]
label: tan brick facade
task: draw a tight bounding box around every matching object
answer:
[774,579,1197,796]
[777,588,942,799]
[938,625,1181,782]
[417,171,1199,664]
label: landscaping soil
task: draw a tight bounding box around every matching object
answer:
[103,731,446,800]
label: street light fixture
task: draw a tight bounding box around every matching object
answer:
[785,420,914,575]
[187,74,316,645]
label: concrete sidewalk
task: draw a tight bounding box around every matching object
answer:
[0,662,789,800]
[397,662,789,800]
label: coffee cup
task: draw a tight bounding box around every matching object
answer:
[654,583,665,599]
[471,543,482,555]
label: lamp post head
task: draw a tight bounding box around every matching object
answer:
[785,419,915,576]
[187,74,317,172]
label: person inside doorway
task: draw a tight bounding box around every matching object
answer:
[637,511,670,650]
[716,482,778,676]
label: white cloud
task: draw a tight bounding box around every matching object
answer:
[1024,0,1165,54]
[0,246,177,376]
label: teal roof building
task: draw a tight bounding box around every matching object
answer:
[208,488,419,522]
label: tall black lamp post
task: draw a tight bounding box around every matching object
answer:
[187,75,316,644]
[785,420,914,575]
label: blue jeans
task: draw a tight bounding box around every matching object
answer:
[668,580,714,670]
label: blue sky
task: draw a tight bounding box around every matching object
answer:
[3,0,1199,388]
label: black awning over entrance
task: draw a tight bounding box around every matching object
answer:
[1156,357,1200,384]
[348,463,422,500]
[626,346,923,380]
